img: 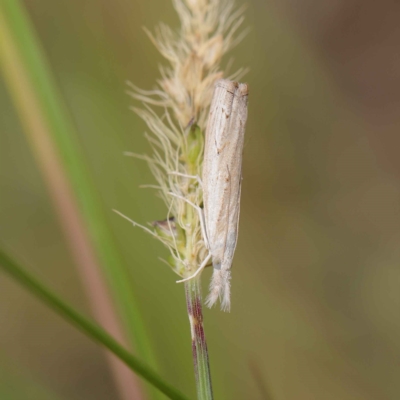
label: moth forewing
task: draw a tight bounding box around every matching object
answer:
[202,79,248,311]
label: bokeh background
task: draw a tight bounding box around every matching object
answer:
[1,0,400,399]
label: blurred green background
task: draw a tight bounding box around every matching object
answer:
[1,0,400,399]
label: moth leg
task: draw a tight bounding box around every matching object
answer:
[168,192,209,249]
[168,171,203,187]
[176,253,212,283]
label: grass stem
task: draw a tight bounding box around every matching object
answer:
[185,277,213,400]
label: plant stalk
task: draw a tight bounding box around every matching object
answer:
[0,248,189,400]
[184,277,213,400]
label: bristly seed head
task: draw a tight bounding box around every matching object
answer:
[126,0,246,297]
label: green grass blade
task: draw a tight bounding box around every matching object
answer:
[0,0,157,376]
[0,248,189,400]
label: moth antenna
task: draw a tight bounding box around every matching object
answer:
[205,269,231,312]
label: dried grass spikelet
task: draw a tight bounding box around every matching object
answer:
[123,0,247,310]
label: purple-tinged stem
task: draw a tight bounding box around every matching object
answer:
[185,276,213,400]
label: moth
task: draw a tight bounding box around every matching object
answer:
[202,79,249,311]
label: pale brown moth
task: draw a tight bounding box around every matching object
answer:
[173,79,248,311]
[202,79,249,311]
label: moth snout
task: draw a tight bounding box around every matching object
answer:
[236,83,249,97]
